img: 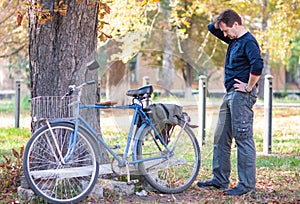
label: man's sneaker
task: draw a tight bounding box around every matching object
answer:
[196,179,224,189]
[223,187,255,196]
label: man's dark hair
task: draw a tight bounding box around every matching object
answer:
[215,9,241,27]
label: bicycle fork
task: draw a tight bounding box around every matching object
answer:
[45,120,66,165]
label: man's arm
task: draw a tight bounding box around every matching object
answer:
[233,74,260,93]
[233,38,263,92]
[207,22,230,44]
[246,74,261,92]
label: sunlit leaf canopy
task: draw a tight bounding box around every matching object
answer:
[0,0,299,72]
[101,0,300,70]
[0,0,28,58]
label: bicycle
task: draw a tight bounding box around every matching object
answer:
[23,80,201,203]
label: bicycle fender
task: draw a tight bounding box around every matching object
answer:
[31,119,75,134]
[132,122,148,163]
[49,119,74,125]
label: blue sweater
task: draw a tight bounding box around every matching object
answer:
[208,23,263,91]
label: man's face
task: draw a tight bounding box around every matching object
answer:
[219,21,238,39]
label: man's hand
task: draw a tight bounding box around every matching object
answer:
[233,79,248,92]
[239,14,244,25]
[214,22,219,29]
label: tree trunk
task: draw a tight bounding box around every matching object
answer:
[258,0,270,98]
[160,0,174,97]
[182,62,193,98]
[161,31,174,97]
[29,0,109,163]
[105,40,130,105]
[106,60,130,105]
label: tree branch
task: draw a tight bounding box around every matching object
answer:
[0,11,15,26]
[0,44,26,58]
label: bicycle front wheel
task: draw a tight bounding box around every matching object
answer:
[137,120,200,193]
[23,122,99,203]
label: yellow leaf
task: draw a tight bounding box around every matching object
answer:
[100,2,111,14]
[60,10,67,16]
[141,0,148,7]
[98,33,105,41]
[58,9,67,16]
[39,18,47,25]
[88,2,96,6]
[38,15,52,25]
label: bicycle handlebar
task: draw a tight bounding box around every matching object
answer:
[62,80,97,99]
[86,80,97,85]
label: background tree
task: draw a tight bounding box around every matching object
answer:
[98,0,147,103]
[168,0,300,96]
[160,0,175,97]
[0,0,28,82]
[288,31,300,89]
[105,40,129,105]
[218,0,300,95]
[168,0,225,97]
[1,0,300,99]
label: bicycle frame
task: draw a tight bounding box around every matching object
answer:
[24,79,200,204]
[49,98,172,169]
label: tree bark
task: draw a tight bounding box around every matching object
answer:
[106,60,129,105]
[160,0,174,97]
[258,0,270,98]
[29,0,109,163]
[182,62,193,98]
[105,40,130,105]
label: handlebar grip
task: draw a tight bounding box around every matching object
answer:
[61,85,76,99]
[86,80,97,85]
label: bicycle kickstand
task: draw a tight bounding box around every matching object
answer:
[126,162,139,185]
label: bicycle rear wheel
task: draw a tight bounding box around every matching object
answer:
[23,122,99,203]
[137,120,200,193]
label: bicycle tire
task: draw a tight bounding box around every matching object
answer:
[137,120,200,193]
[23,122,99,203]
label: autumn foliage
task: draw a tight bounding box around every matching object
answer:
[0,147,24,203]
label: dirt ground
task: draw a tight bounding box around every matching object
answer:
[95,179,299,203]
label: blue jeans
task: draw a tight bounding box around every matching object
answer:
[211,87,257,191]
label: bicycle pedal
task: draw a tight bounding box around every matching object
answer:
[127,179,139,185]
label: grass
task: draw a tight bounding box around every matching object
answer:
[1,125,299,203]
[198,133,299,203]
[0,94,31,113]
[0,128,31,163]
[0,96,299,202]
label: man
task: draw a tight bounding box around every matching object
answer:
[197,9,263,196]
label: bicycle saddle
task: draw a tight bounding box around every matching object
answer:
[126,85,153,98]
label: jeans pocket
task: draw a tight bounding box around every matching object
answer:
[235,123,253,141]
[249,87,258,106]
[235,126,252,140]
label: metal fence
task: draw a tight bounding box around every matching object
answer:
[13,75,276,154]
